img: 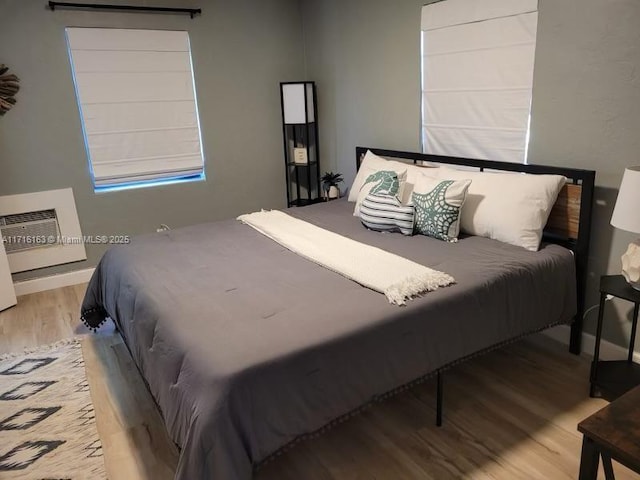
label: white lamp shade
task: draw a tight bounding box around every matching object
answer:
[282,83,315,124]
[611,166,640,233]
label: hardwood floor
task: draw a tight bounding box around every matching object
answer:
[0,285,637,479]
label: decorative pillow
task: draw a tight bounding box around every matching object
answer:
[411,173,471,242]
[349,150,410,202]
[435,167,567,251]
[353,169,407,217]
[360,193,415,236]
[349,150,439,204]
[393,162,440,205]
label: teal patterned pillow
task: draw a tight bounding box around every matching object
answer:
[412,175,471,242]
[364,170,401,195]
[354,169,407,217]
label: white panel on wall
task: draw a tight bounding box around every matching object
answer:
[0,241,16,311]
[66,28,204,189]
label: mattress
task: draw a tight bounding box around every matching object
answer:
[81,199,577,480]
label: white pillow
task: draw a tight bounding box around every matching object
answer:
[353,168,407,217]
[411,173,471,242]
[436,167,566,251]
[392,162,440,204]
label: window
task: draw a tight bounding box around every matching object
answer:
[66,28,205,191]
[421,0,538,163]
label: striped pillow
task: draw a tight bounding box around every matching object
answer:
[360,193,414,236]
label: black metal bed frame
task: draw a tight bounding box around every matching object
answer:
[355,146,596,426]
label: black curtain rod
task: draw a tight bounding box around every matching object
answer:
[48,1,201,18]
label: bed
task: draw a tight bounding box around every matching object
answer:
[81,147,595,480]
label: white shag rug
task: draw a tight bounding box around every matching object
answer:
[0,339,107,479]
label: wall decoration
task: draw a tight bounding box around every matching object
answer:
[0,65,20,116]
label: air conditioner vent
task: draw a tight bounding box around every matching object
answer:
[0,209,57,226]
[0,209,60,254]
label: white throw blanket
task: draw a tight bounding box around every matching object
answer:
[237,210,455,305]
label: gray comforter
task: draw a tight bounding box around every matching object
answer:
[81,199,576,480]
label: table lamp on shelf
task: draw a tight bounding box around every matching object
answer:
[611,166,640,290]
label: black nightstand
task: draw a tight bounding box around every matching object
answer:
[590,275,640,400]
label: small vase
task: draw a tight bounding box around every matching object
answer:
[328,185,340,199]
[622,240,640,290]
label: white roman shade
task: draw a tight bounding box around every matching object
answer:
[421,0,538,163]
[66,28,204,189]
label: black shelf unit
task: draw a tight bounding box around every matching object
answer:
[280,81,321,207]
[590,275,640,400]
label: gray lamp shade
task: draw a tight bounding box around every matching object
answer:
[611,166,640,234]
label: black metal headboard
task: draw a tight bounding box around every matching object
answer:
[356,146,596,355]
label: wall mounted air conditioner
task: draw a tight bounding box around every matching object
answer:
[0,188,86,273]
[0,209,60,253]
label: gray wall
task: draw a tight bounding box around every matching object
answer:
[301,0,640,349]
[301,0,423,177]
[0,0,305,281]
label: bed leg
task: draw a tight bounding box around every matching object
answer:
[436,371,443,427]
[570,314,583,355]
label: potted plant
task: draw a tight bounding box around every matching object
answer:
[321,171,343,199]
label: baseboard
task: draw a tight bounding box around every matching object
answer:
[542,324,640,363]
[13,268,94,296]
